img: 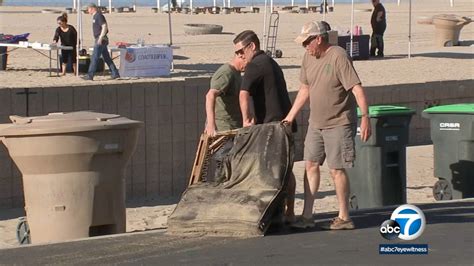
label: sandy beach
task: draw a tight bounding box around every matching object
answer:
[0,0,473,90]
[0,0,472,249]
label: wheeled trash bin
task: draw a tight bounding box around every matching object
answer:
[348,105,415,210]
[422,104,474,200]
[0,111,142,244]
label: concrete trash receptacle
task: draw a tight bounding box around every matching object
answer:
[0,111,142,244]
[432,14,472,47]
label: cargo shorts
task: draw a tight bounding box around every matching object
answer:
[303,124,356,169]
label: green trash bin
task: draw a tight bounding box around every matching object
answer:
[348,105,415,210]
[422,104,474,201]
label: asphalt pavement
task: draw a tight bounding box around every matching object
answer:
[0,200,473,265]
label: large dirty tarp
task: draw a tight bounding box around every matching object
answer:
[167,122,294,237]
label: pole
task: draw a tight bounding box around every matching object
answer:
[263,0,267,51]
[109,0,112,13]
[270,0,273,12]
[73,0,76,12]
[323,0,327,21]
[76,0,82,76]
[306,0,308,9]
[291,0,294,7]
[190,0,193,11]
[350,0,354,57]
[408,0,412,58]
[98,0,101,7]
[79,2,83,51]
[168,0,172,45]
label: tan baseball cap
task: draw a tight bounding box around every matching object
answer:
[294,21,329,44]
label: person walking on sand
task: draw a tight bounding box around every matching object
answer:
[370,0,386,57]
[82,3,120,80]
[284,21,371,230]
[233,30,297,224]
[53,13,78,75]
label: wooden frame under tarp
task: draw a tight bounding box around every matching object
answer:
[188,130,238,186]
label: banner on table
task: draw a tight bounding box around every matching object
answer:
[119,46,172,77]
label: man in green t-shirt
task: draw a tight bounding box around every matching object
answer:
[205,55,247,136]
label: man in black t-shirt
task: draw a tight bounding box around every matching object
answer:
[233,30,296,224]
[370,0,386,57]
[233,30,294,128]
[82,3,120,80]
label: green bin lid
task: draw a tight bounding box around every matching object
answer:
[423,104,474,114]
[357,105,415,118]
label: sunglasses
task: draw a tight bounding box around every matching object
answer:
[235,42,251,55]
[302,35,317,48]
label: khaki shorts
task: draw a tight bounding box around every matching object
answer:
[303,124,356,169]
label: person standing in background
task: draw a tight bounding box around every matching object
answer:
[53,13,77,75]
[82,3,120,80]
[370,0,386,57]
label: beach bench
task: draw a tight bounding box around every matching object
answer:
[115,6,135,13]
[192,7,205,14]
[231,7,244,13]
[307,5,321,12]
[202,6,220,14]
[299,7,308,13]
[169,7,183,13]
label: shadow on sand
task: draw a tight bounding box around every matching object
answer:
[413,52,474,60]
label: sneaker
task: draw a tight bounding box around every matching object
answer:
[290,216,315,229]
[320,217,355,230]
[111,75,120,80]
[81,75,93,81]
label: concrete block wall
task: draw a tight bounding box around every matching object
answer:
[0,78,472,208]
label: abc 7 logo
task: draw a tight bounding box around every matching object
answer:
[380,204,426,241]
